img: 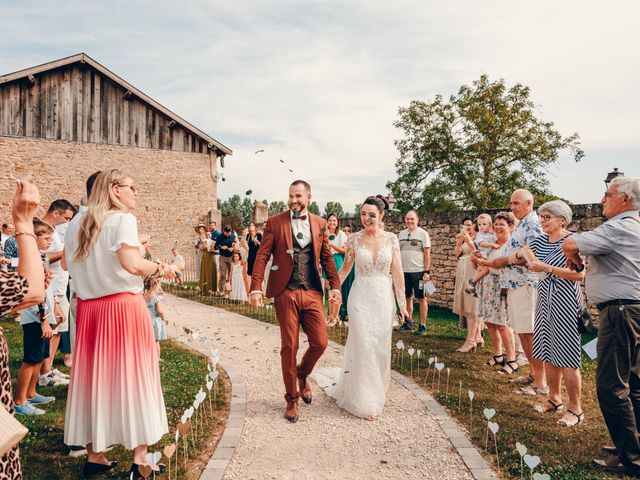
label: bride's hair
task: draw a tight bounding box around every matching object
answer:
[362,195,389,213]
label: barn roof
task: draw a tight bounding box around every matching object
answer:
[0,53,232,155]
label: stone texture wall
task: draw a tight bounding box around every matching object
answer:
[0,135,220,260]
[344,204,606,314]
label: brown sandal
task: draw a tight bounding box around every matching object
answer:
[533,399,564,413]
[558,410,584,427]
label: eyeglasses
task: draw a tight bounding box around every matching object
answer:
[604,190,625,199]
[539,214,556,221]
[118,184,137,194]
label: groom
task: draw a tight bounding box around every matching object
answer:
[250,180,342,423]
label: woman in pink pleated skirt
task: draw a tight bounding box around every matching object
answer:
[63,169,176,479]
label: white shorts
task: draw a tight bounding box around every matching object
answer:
[507,284,537,334]
[52,294,70,334]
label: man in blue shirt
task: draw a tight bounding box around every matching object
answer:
[215,225,236,294]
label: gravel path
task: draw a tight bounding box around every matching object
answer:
[163,294,474,480]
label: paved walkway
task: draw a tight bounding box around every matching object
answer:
[164,294,487,480]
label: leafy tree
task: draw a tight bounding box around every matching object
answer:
[241,197,254,225]
[269,200,287,215]
[386,75,584,212]
[323,201,345,218]
[219,194,242,218]
[308,201,321,215]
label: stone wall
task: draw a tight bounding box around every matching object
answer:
[344,204,606,314]
[0,135,220,260]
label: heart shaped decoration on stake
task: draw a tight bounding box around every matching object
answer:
[532,473,551,480]
[180,414,187,424]
[175,429,180,442]
[488,421,499,434]
[207,363,211,372]
[435,362,445,371]
[144,451,162,468]
[209,371,219,381]
[186,406,195,419]
[468,390,475,401]
[407,348,415,356]
[193,399,200,410]
[483,408,496,420]
[396,340,404,350]
[524,454,541,470]
[197,391,206,402]
[428,356,434,365]
[176,422,191,435]
[137,464,153,479]
[516,442,528,457]
[206,380,213,391]
[163,444,176,459]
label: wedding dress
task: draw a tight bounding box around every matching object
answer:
[312,230,406,418]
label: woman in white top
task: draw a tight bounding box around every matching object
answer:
[63,169,175,479]
[324,213,348,326]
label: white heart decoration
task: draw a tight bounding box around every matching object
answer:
[428,357,434,365]
[516,442,527,456]
[197,391,206,402]
[207,363,211,372]
[193,399,200,409]
[488,421,499,434]
[396,340,405,350]
[446,367,450,375]
[532,473,550,480]
[209,371,219,381]
[186,406,195,419]
[175,430,179,442]
[435,362,445,371]
[524,454,541,469]
[417,350,422,357]
[483,408,496,420]
[407,348,415,356]
[180,414,187,424]
[468,390,475,401]
[206,380,213,391]
[144,451,161,466]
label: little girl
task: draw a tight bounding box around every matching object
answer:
[229,251,248,302]
[465,213,498,296]
[143,276,167,358]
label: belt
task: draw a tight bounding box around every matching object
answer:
[597,299,640,310]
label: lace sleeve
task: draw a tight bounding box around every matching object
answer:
[390,235,407,311]
[338,233,356,285]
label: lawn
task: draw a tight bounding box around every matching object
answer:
[164,284,628,480]
[2,317,229,480]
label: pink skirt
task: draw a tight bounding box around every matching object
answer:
[64,292,168,451]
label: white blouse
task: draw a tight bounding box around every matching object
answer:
[328,230,348,255]
[65,211,144,300]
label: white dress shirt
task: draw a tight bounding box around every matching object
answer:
[291,210,311,248]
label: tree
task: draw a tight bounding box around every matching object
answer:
[323,201,345,218]
[308,201,320,215]
[219,194,242,218]
[269,201,287,215]
[386,75,584,212]
[241,197,254,225]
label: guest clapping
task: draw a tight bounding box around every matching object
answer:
[453,218,481,352]
[325,213,347,326]
[64,169,175,479]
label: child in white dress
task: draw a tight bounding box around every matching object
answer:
[229,252,248,301]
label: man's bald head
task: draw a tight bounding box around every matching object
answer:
[510,189,534,220]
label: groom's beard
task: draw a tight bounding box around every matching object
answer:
[288,201,308,212]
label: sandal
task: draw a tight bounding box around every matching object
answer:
[498,360,519,375]
[485,354,506,367]
[533,399,564,413]
[558,410,585,427]
[515,384,549,396]
[514,374,534,385]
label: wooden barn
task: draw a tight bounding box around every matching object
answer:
[0,52,232,258]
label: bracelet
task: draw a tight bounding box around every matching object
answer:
[15,231,37,239]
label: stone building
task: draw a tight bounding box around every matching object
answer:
[0,52,232,258]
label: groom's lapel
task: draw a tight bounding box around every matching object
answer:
[283,210,293,251]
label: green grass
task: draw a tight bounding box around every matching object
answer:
[2,318,227,480]
[164,284,627,480]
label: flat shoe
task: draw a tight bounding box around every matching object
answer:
[603,445,618,455]
[83,461,117,477]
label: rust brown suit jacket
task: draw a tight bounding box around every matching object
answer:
[250,210,340,299]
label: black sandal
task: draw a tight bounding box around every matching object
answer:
[83,461,117,477]
[498,360,519,375]
[485,354,506,367]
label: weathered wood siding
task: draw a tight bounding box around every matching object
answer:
[0,63,207,153]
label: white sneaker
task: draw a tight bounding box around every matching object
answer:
[51,368,70,380]
[38,372,70,387]
[516,353,529,366]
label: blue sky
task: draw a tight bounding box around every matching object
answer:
[2,0,638,212]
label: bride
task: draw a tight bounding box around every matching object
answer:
[312,195,408,419]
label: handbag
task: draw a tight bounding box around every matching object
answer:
[0,403,28,457]
[577,306,596,334]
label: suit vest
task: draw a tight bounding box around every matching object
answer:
[286,228,322,292]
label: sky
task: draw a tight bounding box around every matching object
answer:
[1,0,639,212]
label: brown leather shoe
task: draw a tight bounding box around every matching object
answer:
[299,377,312,404]
[603,445,618,455]
[284,401,299,423]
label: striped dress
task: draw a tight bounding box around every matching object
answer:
[529,234,583,369]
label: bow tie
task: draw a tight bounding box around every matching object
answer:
[292,215,307,221]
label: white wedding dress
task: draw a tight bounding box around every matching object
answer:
[312,231,406,418]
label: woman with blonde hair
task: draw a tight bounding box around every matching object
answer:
[63,169,175,479]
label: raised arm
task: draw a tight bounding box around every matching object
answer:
[337,234,356,285]
[249,218,275,293]
[391,235,408,314]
